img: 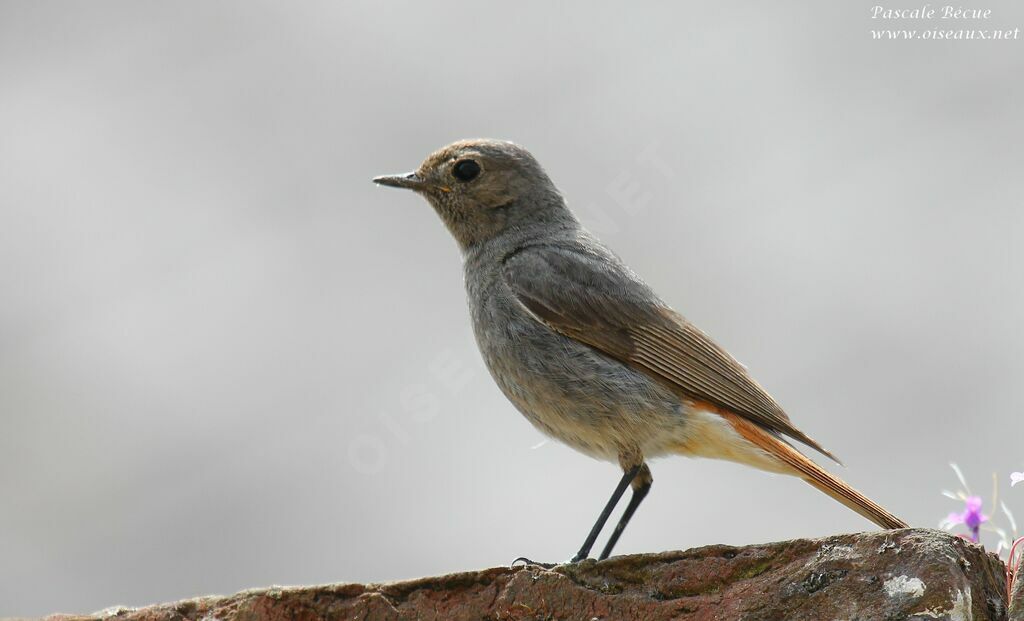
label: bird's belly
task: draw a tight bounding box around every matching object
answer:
[472,297,690,461]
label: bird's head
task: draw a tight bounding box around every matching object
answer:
[374,139,572,250]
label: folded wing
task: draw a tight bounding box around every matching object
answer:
[501,242,838,463]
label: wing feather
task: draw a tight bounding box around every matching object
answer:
[502,243,839,463]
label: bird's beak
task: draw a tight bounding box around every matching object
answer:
[373,171,426,191]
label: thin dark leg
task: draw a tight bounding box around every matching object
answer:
[570,465,641,562]
[598,477,652,560]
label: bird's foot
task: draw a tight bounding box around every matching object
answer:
[510,556,557,569]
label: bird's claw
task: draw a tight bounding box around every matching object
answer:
[510,556,557,569]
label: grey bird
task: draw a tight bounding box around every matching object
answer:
[373,139,907,562]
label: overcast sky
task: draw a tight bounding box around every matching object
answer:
[2,1,1023,616]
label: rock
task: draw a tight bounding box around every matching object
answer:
[44,529,1008,621]
[1010,565,1024,621]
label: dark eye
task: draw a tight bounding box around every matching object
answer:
[452,159,481,182]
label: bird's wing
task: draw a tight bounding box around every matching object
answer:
[501,243,839,463]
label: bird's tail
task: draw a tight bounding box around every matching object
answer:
[720,411,908,530]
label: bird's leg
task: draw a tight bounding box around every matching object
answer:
[598,463,652,560]
[570,463,642,562]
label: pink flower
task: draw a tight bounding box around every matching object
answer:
[942,496,988,543]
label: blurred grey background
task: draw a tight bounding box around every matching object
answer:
[2,1,1022,616]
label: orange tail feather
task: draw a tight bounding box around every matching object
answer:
[720,411,908,530]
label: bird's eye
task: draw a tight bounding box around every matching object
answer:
[452,159,482,182]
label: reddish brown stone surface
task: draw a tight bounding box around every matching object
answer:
[43,529,1009,621]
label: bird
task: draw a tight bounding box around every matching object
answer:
[373,139,908,562]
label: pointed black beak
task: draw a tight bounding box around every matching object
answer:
[373,171,426,191]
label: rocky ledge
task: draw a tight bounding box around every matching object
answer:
[44,529,1014,621]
